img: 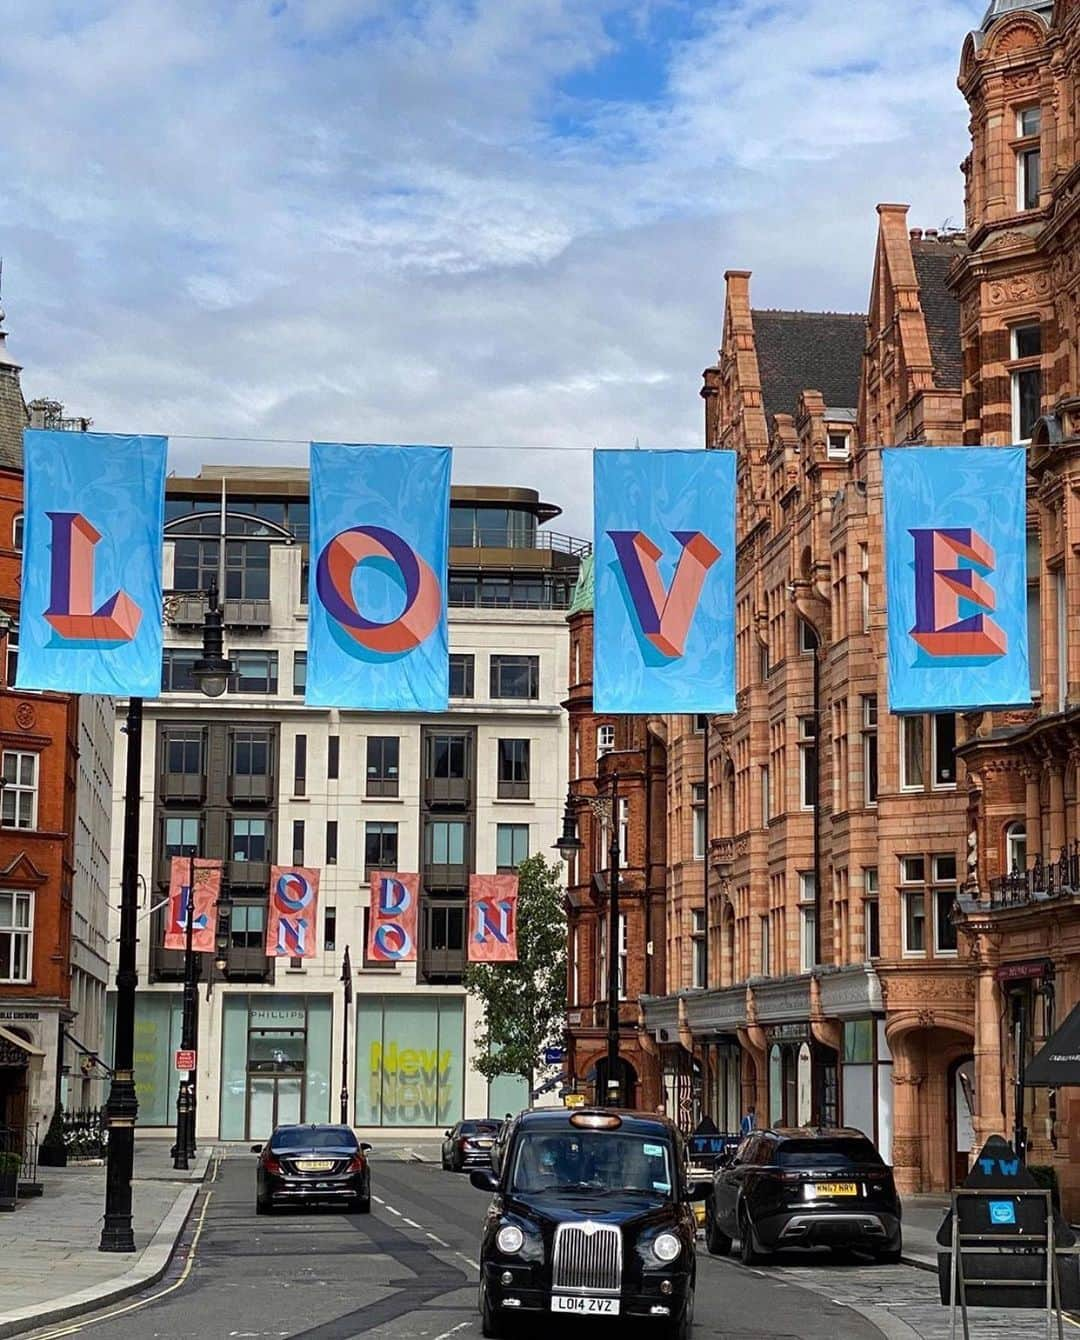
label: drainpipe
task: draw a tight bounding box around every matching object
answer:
[813,642,822,967]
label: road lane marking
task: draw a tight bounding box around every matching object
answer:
[426,1232,450,1247]
[433,1323,472,1340]
[403,1218,422,1228]
[455,1251,480,1270]
[373,1194,386,1204]
[385,1204,402,1216]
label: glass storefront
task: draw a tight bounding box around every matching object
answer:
[106,992,184,1127]
[840,1017,892,1159]
[488,1073,528,1118]
[219,994,332,1140]
[355,995,464,1127]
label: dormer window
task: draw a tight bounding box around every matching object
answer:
[1016,106,1041,212]
[827,432,851,460]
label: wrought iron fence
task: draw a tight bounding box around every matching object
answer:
[20,1122,38,1184]
[63,1107,107,1159]
[989,842,1080,906]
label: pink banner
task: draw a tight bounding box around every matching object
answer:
[164,858,221,952]
[468,874,518,963]
[367,872,419,962]
[266,866,320,958]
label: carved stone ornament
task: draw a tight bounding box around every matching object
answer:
[988,273,1051,306]
[890,1136,923,1166]
[14,702,35,731]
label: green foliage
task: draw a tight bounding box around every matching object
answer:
[463,853,567,1087]
[38,1107,67,1168]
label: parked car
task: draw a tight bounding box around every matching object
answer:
[252,1123,372,1215]
[705,1126,902,1264]
[470,1107,708,1339]
[442,1119,502,1171]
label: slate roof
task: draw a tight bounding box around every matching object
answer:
[0,369,26,472]
[912,242,963,391]
[751,310,866,423]
[980,0,1052,31]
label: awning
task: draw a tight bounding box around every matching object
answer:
[1025,1003,1080,1087]
[0,1023,46,1057]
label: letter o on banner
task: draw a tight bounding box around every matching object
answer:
[316,525,441,654]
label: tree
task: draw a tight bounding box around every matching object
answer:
[463,853,567,1095]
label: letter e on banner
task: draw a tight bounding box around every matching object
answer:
[367,871,419,962]
[468,874,518,963]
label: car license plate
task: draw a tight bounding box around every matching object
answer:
[299,1160,334,1172]
[815,1182,857,1196]
[552,1297,620,1315]
[475,1140,493,1148]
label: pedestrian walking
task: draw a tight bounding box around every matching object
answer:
[740,1103,757,1136]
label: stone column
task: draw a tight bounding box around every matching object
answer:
[1025,768,1042,861]
[971,933,1005,1155]
[887,1026,926,1196]
[1050,766,1067,857]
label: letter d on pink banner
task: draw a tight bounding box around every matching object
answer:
[367,871,419,962]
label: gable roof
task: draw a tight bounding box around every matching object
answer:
[0,312,26,472]
[751,310,866,423]
[911,242,963,391]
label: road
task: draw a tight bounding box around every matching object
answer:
[23,1147,907,1340]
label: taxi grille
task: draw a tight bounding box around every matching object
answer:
[551,1222,621,1294]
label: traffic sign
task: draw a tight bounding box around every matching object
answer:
[543,1046,565,1065]
[174,1049,196,1072]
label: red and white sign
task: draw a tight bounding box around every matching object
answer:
[174,1049,196,1072]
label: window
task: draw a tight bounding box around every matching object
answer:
[692,909,706,988]
[164,730,203,775]
[172,537,220,593]
[229,651,278,695]
[692,783,706,860]
[299,554,309,605]
[231,817,268,863]
[827,432,850,460]
[760,765,771,824]
[617,912,628,998]
[1028,530,1041,695]
[232,729,270,777]
[324,906,337,952]
[490,654,539,699]
[162,649,199,692]
[570,925,580,1005]
[497,739,530,799]
[427,820,466,867]
[900,715,925,790]
[1,752,37,830]
[798,619,818,653]
[164,815,200,858]
[326,820,338,865]
[327,735,340,781]
[798,716,817,809]
[617,797,629,864]
[293,733,306,797]
[1006,821,1027,874]
[224,539,270,600]
[1011,323,1042,442]
[862,695,878,806]
[903,892,926,954]
[859,544,870,632]
[366,736,400,797]
[496,823,529,871]
[1057,567,1068,711]
[292,819,305,865]
[901,855,926,883]
[933,714,957,787]
[694,714,708,732]
[449,653,474,699]
[11,514,22,553]
[1017,106,1041,211]
[292,652,306,697]
[230,903,265,950]
[800,906,817,973]
[934,853,958,954]
[597,724,615,759]
[760,914,770,977]
[4,620,16,688]
[573,726,581,780]
[0,890,31,982]
[428,734,468,780]
[863,868,880,959]
[365,821,399,871]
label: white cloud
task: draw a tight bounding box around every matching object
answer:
[1,0,983,538]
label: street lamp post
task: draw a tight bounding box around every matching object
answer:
[340,945,353,1125]
[172,851,198,1171]
[100,585,232,1251]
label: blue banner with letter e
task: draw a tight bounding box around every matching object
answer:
[593,449,735,714]
[307,442,450,711]
[17,429,166,697]
[883,446,1029,712]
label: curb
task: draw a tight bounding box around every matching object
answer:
[901,1253,936,1274]
[0,1182,200,1338]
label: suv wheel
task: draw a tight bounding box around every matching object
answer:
[666,1277,693,1340]
[876,1243,902,1265]
[705,1209,732,1257]
[738,1210,768,1266]
[479,1278,504,1339]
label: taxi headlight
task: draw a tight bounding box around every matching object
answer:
[652,1232,681,1263]
[496,1225,525,1254]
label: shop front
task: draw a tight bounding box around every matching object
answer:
[354,994,465,1128]
[219,994,333,1140]
[817,966,891,1160]
[683,987,746,1135]
[106,991,183,1128]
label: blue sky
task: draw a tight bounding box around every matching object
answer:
[0,0,983,537]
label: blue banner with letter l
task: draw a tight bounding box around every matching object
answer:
[883,446,1030,712]
[593,449,735,714]
[307,442,450,711]
[17,429,167,697]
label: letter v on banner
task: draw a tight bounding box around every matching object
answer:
[468,874,518,963]
[594,449,736,713]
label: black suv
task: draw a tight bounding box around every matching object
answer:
[705,1126,901,1264]
[470,1107,708,1339]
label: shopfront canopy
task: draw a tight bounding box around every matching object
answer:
[1025,1003,1080,1087]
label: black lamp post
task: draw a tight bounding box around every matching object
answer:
[172,851,199,1171]
[340,946,353,1125]
[100,586,233,1250]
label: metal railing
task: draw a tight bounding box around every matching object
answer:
[64,1107,107,1160]
[989,843,1080,905]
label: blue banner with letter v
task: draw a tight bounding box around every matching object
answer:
[17,429,167,697]
[307,442,450,711]
[593,449,735,714]
[883,445,1030,712]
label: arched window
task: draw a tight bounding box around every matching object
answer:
[12,515,22,553]
[1005,821,1027,874]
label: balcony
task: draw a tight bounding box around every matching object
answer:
[160,770,204,804]
[419,944,466,983]
[497,779,529,801]
[228,859,270,890]
[423,862,469,892]
[424,777,470,808]
[989,844,1080,907]
[149,942,188,982]
[225,947,274,982]
[229,773,272,804]
[223,599,271,630]
[166,594,272,630]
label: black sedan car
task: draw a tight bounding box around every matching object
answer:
[253,1123,372,1214]
[442,1119,502,1171]
[705,1126,902,1264]
[470,1107,706,1340]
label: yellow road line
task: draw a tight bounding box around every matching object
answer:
[33,1187,214,1338]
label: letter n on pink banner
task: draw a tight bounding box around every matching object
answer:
[468,875,518,963]
[164,858,221,952]
[266,866,320,958]
[367,872,419,962]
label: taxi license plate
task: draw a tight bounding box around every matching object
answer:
[815,1182,857,1196]
[299,1160,334,1172]
[475,1140,493,1148]
[552,1297,620,1315]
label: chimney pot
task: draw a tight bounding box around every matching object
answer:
[925,228,939,239]
[910,228,923,240]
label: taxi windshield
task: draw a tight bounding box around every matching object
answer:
[509,1131,673,1197]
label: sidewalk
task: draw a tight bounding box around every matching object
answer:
[0,1138,210,1338]
[901,1195,950,1271]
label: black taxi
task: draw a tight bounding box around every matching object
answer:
[470,1107,706,1339]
